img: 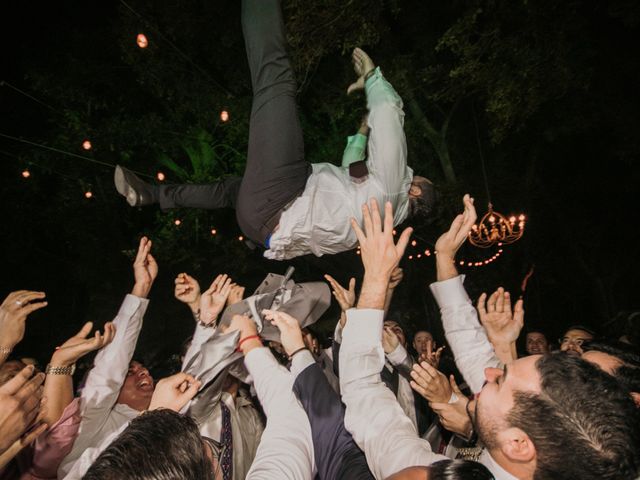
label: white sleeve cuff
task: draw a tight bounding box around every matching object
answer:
[290,350,316,380]
[334,319,344,344]
[429,275,469,308]
[343,309,384,348]
[386,343,408,366]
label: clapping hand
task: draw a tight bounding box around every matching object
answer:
[199,274,233,326]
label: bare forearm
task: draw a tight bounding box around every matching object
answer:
[436,254,458,282]
[492,340,518,364]
[42,374,73,426]
[357,275,388,310]
[383,288,394,317]
[131,281,151,299]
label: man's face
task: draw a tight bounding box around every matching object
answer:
[560,329,593,356]
[408,176,430,199]
[474,355,542,448]
[116,361,155,411]
[412,331,433,355]
[525,332,549,355]
[384,320,406,347]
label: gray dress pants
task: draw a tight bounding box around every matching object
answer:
[159,0,311,246]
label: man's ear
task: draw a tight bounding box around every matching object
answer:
[499,427,536,463]
[630,391,640,408]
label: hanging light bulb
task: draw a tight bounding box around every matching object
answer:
[21,169,31,178]
[84,191,93,199]
[82,139,92,150]
[468,203,526,248]
[411,240,417,247]
[238,235,244,241]
[174,219,181,226]
[157,171,166,181]
[211,229,217,235]
[136,33,149,49]
[220,110,229,122]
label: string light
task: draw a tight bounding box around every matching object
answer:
[136,33,149,49]
[156,171,166,181]
[82,140,92,150]
[238,235,244,241]
[211,229,217,235]
[174,219,181,226]
[21,169,30,178]
[220,110,229,122]
[84,191,93,199]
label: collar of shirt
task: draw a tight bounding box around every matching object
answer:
[479,449,519,480]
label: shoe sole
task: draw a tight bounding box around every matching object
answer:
[114,166,139,207]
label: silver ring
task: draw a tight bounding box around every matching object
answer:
[15,300,23,306]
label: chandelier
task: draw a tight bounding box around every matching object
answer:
[469,203,525,248]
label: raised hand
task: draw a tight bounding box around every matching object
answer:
[0,291,47,353]
[148,372,201,412]
[429,376,473,438]
[131,237,158,298]
[227,284,246,306]
[0,365,45,453]
[381,326,400,354]
[477,288,524,345]
[388,267,404,291]
[199,274,233,326]
[409,361,452,404]
[418,340,445,370]
[174,273,201,310]
[263,309,305,357]
[50,322,116,368]
[324,275,356,312]
[434,194,477,259]
[347,47,376,95]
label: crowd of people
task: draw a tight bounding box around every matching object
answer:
[1,196,639,480]
[3,0,640,478]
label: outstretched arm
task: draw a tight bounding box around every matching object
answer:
[340,200,445,480]
[430,196,501,393]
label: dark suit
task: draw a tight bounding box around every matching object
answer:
[293,362,374,480]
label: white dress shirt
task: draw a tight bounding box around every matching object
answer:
[339,308,446,479]
[429,275,501,394]
[386,344,418,430]
[264,67,413,260]
[59,294,149,479]
[244,347,315,480]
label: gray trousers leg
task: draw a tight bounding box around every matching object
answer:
[236,0,311,246]
[157,176,242,209]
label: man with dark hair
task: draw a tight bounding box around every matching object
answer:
[114,0,435,261]
[558,325,595,355]
[337,196,640,480]
[524,329,549,356]
[83,410,214,480]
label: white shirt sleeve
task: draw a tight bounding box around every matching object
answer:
[340,309,446,480]
[429,275,501,394]
[59,294,148,477]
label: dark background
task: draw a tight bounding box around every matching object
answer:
[1,0,639,371]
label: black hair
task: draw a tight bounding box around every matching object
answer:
[430,459,494,479]
[84,409,214,480]
[507,353,640,479]
[582,339,640,394]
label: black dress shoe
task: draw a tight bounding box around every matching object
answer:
[114,165,156,206]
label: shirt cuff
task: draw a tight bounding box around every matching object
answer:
[386,343,408,366]
[243,347,277,380]
[290,349,316,380]
[429,275,469,309]
[364,66,382,90]
[343,308,384,348]
[121,294,149,317]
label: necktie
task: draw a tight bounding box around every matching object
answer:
[220,402,233,480]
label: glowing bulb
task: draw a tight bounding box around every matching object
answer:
[411,240,417,247]
[408,255,413,260]
[137,33,149,49]
[157,171,166,181]
[509,216,516,223]
[417,254,422,258]
[425,250,430,256]
[467,262,473,267]
[459,261,465,266]
[499,249,503,253]
[518,214,525,221]
[489,215,495,223]
[211,229,217,235]
[82,140,92,150]
[238,235,244,241]
[220,110,229,122]
[22,169,30,178]
[392,229,397,235]
[174,219,181,226]
[85,191,93,199]
[472,225,478,231]
[356,250,360,255]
